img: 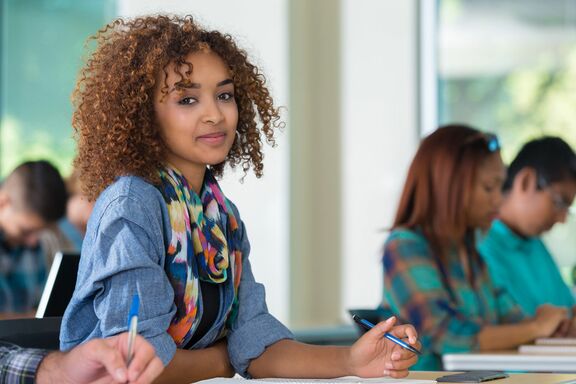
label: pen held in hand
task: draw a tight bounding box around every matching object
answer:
[126,293,140,365]
[352,314,422,356]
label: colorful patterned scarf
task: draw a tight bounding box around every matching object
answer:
[158,165,242,347]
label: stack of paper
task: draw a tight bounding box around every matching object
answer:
[519,339,576,354]
[535,338,576,345]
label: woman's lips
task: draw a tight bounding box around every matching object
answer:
[197,132,226,145]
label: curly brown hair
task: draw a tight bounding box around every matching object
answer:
[73,15,282,200]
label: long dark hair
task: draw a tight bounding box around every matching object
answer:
[392,124,499,294]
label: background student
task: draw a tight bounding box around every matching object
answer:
[0,160,67,317]
[60,14,420,384]
[381,124,568,370]
[40,168,94,263]
[61,168,94,249]
[1,332,162,383]
[478,137,576,319]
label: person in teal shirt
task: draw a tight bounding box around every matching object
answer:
[479,137,576,317]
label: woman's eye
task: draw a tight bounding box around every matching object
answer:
[178,97,197,105]
[483,184,494,193]
[218,92,234,101]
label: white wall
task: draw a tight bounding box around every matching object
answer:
[117,0,290,323]
[341,0,419,316]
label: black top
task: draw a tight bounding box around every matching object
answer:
[185,280,220,348]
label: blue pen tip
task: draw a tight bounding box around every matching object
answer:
[129,294,140,319]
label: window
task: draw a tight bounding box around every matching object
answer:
[1,0,115,176]
[437,0,576,281]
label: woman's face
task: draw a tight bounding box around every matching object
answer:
[467,152,506,230]
[154,50,238,179]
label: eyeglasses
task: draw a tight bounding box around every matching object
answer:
[537,176,574,212]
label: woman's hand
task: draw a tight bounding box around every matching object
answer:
[347,317,420,378]
[533,304,568,338]
[551,305,576,337]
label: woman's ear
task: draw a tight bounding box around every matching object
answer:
[514,167,538,193]
[0,190,9,208]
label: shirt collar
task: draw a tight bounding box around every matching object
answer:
[490,219,536,250]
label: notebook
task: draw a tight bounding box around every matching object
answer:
[518,344,576,354]
[36,251,80,318]
[518,338,576,354]
[535,338,576,345]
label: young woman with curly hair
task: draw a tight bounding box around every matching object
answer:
[59,15,420,383]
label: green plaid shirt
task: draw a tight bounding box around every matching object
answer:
[0,233,47,313]
[382,228,524,370]
[0,344,48,383]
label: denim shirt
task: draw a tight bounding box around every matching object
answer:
[60,176,293,375]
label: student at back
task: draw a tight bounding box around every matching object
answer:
[478,137,576,317]
[61,169,94,249]
[0,160,67,317]
[381,125,568,370]
[40,168,94,265]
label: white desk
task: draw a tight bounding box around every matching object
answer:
[442,351,576,372]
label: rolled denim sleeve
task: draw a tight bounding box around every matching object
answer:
[60,182,177,366]
[94,211,177,365]
[227,216,293,377]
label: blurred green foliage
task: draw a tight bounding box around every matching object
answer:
[441,48,576,164]
[1,0,115,177]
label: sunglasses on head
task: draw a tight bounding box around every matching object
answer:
[485,133,500,152]
[463,132,500,152]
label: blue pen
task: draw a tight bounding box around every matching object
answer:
[126,294,140,365]
[352,314,421,355]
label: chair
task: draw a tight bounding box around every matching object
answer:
[0,317,62,350]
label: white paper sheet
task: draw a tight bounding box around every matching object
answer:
[195,376,435,384]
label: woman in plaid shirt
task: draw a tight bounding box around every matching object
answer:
[381,124,568,370]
